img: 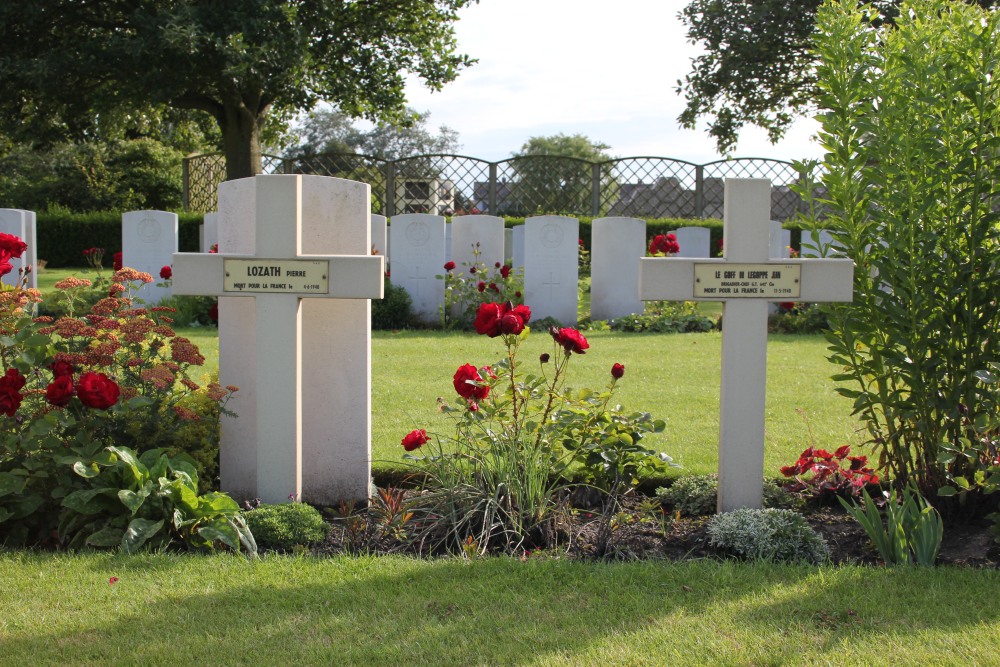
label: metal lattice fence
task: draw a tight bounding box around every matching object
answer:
[183,152,816,221]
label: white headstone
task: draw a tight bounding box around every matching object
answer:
[768,221,792,259]
[451,215,505,270]
[171,175,384,505]
[512,225,525,269]
[0,209,37,289]
[801,229,837,257]
[590,217,645,321]
[639,179,854,512]
[504,227,514,263]
[122,210,178,303]
[524,215,579,325]
[389,213,446,323]
[201,213,219,253]
[673,226,711,258]
[370,214,388,257]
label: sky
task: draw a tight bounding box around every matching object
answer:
[399,0,825,164]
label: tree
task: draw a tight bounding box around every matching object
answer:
[508,134,616,215]
[0,0,475,181]
[677,0,998,154]
[292,108,461,160]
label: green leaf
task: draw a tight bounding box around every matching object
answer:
[86,526,125,548]
[0,472,27,498]
[62,488,117,514]
[72,461,101,478]
[937,486,958,497]
[121,518,165,554]
[196,518,240,551]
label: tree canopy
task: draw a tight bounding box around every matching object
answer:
[0,0,475,181]
[677,0,998,154]
[508,134,615,215]
[292,108,461,161]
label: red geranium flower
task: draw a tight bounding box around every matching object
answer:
[401,429,429,452]
[551,327,589,354]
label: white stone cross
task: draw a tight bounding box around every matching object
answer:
[172,175,384,505]
[639,178,854,512]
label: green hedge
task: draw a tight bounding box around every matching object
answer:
[35,211,205,268]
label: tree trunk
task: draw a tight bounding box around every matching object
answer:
[220,102,264,181]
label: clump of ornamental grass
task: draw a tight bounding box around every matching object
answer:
[400,300,672,556]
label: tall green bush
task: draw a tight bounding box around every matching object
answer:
[806,0,1000,491]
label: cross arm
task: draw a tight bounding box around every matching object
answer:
[171,252,385,299]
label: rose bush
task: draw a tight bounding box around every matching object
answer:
[437,243,524,330]
[0,235,249,552]
[401,301,672,555]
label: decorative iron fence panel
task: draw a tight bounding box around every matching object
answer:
[183,152,813,221]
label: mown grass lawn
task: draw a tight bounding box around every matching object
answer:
[1,552,998,666]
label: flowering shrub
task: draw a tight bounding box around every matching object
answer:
[437,243,524,329]
[0,235,246,550]
[648,233,680,256]
[401,301,671,554]
[780,445,879,498]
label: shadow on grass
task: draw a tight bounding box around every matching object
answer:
[2,554,999,665]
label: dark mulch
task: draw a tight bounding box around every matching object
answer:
[316,491,1000,566]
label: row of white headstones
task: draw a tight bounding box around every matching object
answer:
[3,176,854,512]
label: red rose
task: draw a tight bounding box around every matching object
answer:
[495,262,501,268]
[489,282,499,292]
[611,363,625,379]
[444,261,456,271]
[160,265,172,280]
[113,252,123,271]
[473,302,504,337]
[45,375,74,406]
[500,265,511,279]
[453,364,489,401]
[551,327,589,354]
[500,312,525,335]
[50,360,76,378]
[469,267,477,274]
[477,281,486,292]
[0,233,26,277]
[209,245,218,254]
[208,303,219,322]
[401,429,429,452]
[539,353,550,364]
[0,368,26,417]
[76,372,120,410]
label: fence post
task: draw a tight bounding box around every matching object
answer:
[181,156,191,211]
[591,163,601,217]
[385,162,395,217]
[488,163,498,215]
[695,165,705,219]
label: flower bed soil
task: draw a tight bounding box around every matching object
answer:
[314,492,1000,567]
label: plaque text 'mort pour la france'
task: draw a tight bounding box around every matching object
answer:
[693,263,801,298]
[223,258,330,294]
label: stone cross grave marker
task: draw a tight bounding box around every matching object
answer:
[172,175,384,505]
[639,178,854,512]
[0,209,37,289]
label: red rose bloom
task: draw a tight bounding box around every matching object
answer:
[160,265,172,280]
[45,375,74,407]
[552,327,589,354]
[50,360,76,378]
[649,234,680,256]
[0,233,27,277]
[477,281,486,292]
[113,252,123,271]
[611,363,625,379]
[500,312,525,335]
[444,261,456,271]
[500,265,511,278]
[401,429,429,452]
[453,364,489,401]
[473,302,504,337]
[0,368,26,417]
[76,372,120,410]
